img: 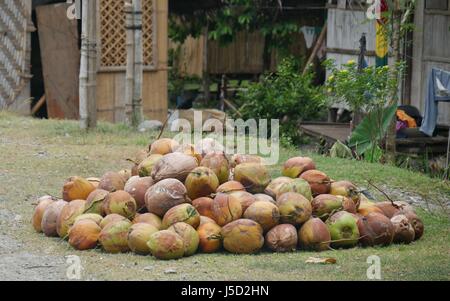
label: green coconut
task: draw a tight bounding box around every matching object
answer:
[276,178,313,201]
[162,203,201,229]
[277,192,312,226]
[168,222,200,256]
[99,219,132,253]
[147,230,185,260]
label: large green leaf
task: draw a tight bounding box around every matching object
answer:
[349,104,397,156]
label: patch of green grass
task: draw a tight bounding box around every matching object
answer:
[0,112,449,280]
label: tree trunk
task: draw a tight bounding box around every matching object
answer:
[385,1,402,164]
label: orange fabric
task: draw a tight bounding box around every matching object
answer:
[396,110,417,128]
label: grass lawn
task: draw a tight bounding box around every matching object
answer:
[0,112,449,281]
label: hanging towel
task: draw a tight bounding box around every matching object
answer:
[419,68,450,136]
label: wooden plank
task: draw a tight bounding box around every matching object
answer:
[36,3,80,119]
[31,95,46,115]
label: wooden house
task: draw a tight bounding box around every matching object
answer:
[326,0,450,126]
[1,0,168,123]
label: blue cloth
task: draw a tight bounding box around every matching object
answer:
[420,68,450,136]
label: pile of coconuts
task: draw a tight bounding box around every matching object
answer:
[32,138,424,260]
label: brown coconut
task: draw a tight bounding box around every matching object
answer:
[254,194,276,205]
[244,201,280,232]
[265,224,298,252]
[132,213,162,229]
[151,153,198,182]
[357,202,385,217]
[68,219,101,250]
[234,163,271,194]
[32,196,56,232]
[216,181,245,194]
[229,191,257,213]
[124,176,154,210]
[200,152,230,184]
[118,169,132,182]
[101,190,137,220]
[192,197,215,220]
[127,223,159,254]
[391,214,415,244]
[138,154,163,177]
[197,222,222,253]
[87,177,101,189]
[264,177,293,199]
[199,216,217,226]
[162,203,201,229]
[299,170,331,196]
[375,201,414,219]
[395,210,424,240]
[99,214,127,229]
[342,196,357,214]
[282,157,316,178]
[74,213,103,226]
[98,172,126,192]
[211,193,243,226]
[277,192,312,226]
[174,144,203,164]
[298,218,331,251]
[168,222,200,256]
[185,167,219,200]
[41,200,68,237]
[221,219,264,254]
[357,213,395,247]
[56,199,87,238]
[150,138,179,155]
[99,219,132,253]
[145,178,189,217]
[84,189,109,216]
[330,180,361,207]
[62,176,95,202]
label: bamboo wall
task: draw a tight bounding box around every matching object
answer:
[97,0,168,123]
[171,26,322,76]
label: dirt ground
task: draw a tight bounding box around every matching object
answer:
[1,113,449,281]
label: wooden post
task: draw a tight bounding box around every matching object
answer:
[80,0,98,129]
[124,0,143,127]
[202,26,210,104]
[124,2,134,125]
[132,0,144,127]
[302,23,327,76]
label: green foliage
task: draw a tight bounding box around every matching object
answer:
[236,57,326,145]
[325,60,405,162]
[324,60,403,112]
[330,140,353,159]
[170,0,301,50]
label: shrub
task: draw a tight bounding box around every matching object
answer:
[236,57,326,144]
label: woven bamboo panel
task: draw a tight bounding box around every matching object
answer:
[142,0,156,68]
[0,0,32,108]
[99,0,156,68]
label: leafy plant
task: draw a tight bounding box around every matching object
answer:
[325,60,405,162]
[236,57,326,144]
[349,104,397,162]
